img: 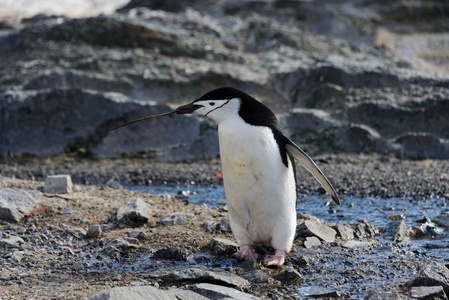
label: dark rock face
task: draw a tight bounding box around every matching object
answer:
[1,1,449,160]
[0,89,218,161]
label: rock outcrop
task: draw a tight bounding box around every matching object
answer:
[1,0,449,160]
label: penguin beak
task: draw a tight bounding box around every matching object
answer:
[176,102,203,114]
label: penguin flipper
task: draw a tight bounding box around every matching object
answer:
[285,140,341,205]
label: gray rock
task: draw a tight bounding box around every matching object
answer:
[128,231,148,240]
[86,225,102,239]
[85,286,177,300]
[299,286,340,298]
[217,218,232,232]
[347,100,449,141]
[0,88,219,162]
[296,220,337,243]
[192,283,260,300]
[209,237,239,256]
[0,188,38,223]
[153,247,189,261]
[8,250,26,263]
[117,198,151,227]
[334,225,354,240]
[297,213,324,223]
[353,219,379,239]
[102,238,139,257]
[241,271,274,284]
[333,124,381,152]
[106,179,122,189]
[280,108,340,136]
[66,226,87,238]
[201,220,217,232]
[410,286,447,300]
[274,266,302,284]
[148,266,249,289]
[304,236,322,248]
[395,133,449,159]
[44,175,73,194]
[384,219,411,242]
[0,236,25,248]
[342,240,375,249]
[58,209,79,216]
[407,261,449,295]
[365,291,400,299]
[240,258,262,271]
[162,212,193,226]
[167,289,209,300]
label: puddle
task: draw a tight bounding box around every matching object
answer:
[125,185,449,298]
[129,184,449,258]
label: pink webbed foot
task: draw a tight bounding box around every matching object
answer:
[233,244,258,260]
[263,250,286,267]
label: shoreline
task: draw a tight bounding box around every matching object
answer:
[2,153,448,200]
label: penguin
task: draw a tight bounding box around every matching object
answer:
[175,87,340,266]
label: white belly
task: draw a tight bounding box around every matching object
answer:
[218,117,297,250]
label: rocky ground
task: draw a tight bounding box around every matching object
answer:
[1,154,449,299]
[1,0,449,299]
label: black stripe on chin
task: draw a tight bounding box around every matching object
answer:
[205,100,230,117]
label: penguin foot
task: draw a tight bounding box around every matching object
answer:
[233,244,258,260]
[263,250,286,267]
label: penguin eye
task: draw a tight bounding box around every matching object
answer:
[209,102,215,106]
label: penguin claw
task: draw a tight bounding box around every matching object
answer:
[263,250,286,267]
[233,245,258,260]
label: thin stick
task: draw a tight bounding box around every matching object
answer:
[110,110,176,131]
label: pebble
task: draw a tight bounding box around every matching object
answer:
[86,225,102,238]
[0,236,25,248]
[209,237,239,256]
[153,247,189,261]
[353,219,379,239]
[193,283,260,300]
[44,175,73,194]
[105,179,122,189]
[384,219,411,242]
[85,286,179,300]
[102,238,139,257]
[167,289,209,300]
[217,218,232,232]
[342,240,375,249]
[0,188,38,223]
[128,231,147,240]
[116,198,151,227]
[241,271,274,284]
[410,286,447,300]
[334,224,354,240]
[299,286,340,298]
[274,266,302,284]
[148,266,250,289]
[304,236,322,248]
[407,261,449,295]
[66,226,87,238]
[201,220,216,232]
[296,220,337,243]
[162,212,193,226]
[365,291,401,299]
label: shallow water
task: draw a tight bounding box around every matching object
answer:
[129,184,449,258]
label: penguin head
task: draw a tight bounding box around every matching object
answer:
[177,87,280,128]
[176,87,243,123]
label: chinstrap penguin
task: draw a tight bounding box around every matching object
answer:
[176,87,340,266]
